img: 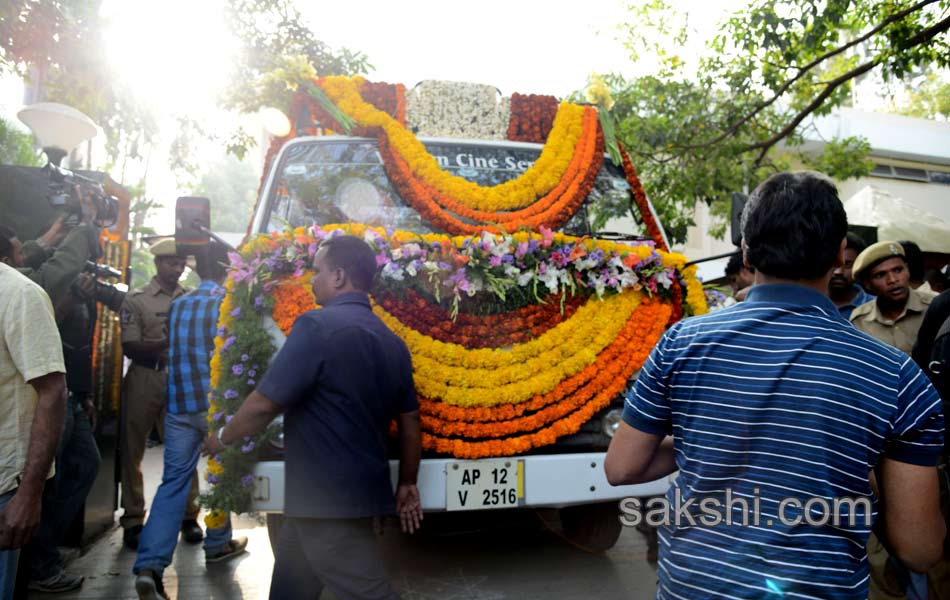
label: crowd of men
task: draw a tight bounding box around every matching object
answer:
[0,202,422,599]
[1,169,948,600]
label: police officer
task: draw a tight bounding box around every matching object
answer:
[850,240,935,354]
[119,239,202,550]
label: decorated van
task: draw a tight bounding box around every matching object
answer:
[202,77,707,550]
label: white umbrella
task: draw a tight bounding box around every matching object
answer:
[842,185,950,253]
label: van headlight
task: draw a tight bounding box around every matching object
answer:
[602,408,623,437]
[268,415,284,450]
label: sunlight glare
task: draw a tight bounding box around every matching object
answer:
[101,0,237,115]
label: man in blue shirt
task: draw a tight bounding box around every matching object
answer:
[606,171,946,599]
[830,232,874,320]
[204,235,422,600]
[134,243,247,600]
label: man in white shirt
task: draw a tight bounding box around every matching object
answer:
[0,262,68,596]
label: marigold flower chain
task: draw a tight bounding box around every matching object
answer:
[317,75,593,212]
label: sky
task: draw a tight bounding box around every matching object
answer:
[0,0,747,232]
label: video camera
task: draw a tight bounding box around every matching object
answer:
[47,163,120,228]
[74,260,127,310]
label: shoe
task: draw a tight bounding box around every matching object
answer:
[205,536,248,564]
[123,524,143,550]
[134,569,167,600]
[28,571,84,593]
[181,519,204,543]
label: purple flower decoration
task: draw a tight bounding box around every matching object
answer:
[212,412,223,422]
[225,415,233,424]
[224,389,239,400]
[222,336,237,351]
[489,255,502,267]
[254,295,264,308]
[308,242,318,257]
[241,440,256,454]
[375,253,391,267]
[241,354,249,362]
[216,325,226,337]
[241,474,255,488]
[247,379,255,386]
[231,306,241,317]
[206,473,219,484]
[232,364,244,376]
[248,369,257,378]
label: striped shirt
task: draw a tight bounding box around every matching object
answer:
[167,280,224,414]
[624,283,945,600]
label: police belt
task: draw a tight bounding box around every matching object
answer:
[133,359,168,372]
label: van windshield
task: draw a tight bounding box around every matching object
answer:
[261,139,636,236]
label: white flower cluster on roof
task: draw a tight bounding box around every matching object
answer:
[406,80,511,140]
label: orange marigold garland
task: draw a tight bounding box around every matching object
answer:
[619,143,668,252]
[271,278,318,336]
[377,113,604,235]
[376,289,585,349]
[507,93,560,143]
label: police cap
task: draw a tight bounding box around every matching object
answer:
[149,238,183,258]
[852,241,905,280]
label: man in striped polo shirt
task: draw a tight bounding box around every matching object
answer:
[133,243,247,600]
[606,171,946,599]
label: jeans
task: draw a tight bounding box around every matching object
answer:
[0,490,17,598]
[28,393,101,581]
[133,411,231,577]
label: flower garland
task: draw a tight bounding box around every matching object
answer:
[318,76,596,212]
[376,289,585,349]
[202,226,706,515]
[619,143,668,252]
[406,81,511,139]
[376,110,603,234]
[507,93,560,143]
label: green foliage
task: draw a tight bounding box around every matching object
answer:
[218,0,371,158]
[0,115,42,166]
[605,0,950,244]
[191,154,259,233]
[894,71,950,119]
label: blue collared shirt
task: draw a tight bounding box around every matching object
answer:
[257,291,418,519]
[624,283,944,600]
[837,283,875,320]
[167,280,224,414]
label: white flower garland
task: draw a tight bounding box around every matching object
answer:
[406,80,511,140]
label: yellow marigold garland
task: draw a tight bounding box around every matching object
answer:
[318,76,589,212]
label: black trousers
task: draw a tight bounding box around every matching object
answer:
[269,516,399,600]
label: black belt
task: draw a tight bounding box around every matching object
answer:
[133,359,167,371]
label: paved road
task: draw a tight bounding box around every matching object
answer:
[30,448,659,600]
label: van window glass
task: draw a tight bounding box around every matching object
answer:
[262,140,638,237]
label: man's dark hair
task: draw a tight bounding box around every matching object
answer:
[845,232,867,255]
[898,240,925,282]
[741,172,847,280]
[725,253,747,277]
[195,241,230,281]
[0,225,16,262]
[319,235,378,291]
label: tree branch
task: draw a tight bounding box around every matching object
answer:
[747,59,877,166]
[900,11,950,48]
[682,0,938,149]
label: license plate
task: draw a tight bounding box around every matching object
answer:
[445,459,524,511]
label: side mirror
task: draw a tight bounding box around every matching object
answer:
[730,192,748,248]
[175,196,211,257]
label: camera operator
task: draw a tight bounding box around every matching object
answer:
[0,191,121,593]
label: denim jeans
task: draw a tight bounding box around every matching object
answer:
[133,411,232,577]
[0,489,18,598]
[29,393,101,581]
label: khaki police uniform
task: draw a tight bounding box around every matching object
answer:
[118,252,198,529]
[850,240,946,599]
[850,288,934,354]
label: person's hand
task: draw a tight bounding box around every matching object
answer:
[76,185,98,225]
[735,286,750,302]
[83,397,97,431]
[202,430,227,457]
[38,213,70,249]
[0,488,42,549]
[395,483,423,534]
[73,273,97,300]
